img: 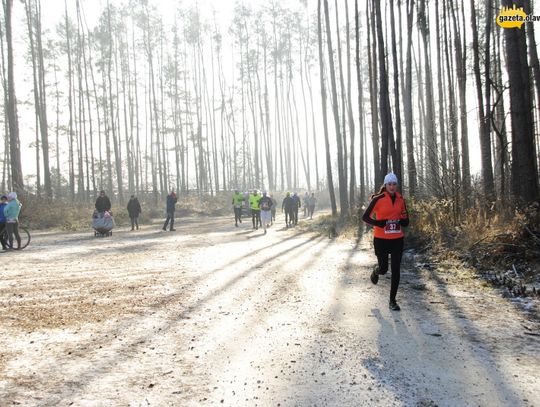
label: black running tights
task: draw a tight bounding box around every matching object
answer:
[374,237,404,302]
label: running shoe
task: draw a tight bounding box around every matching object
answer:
[389,300,401,311]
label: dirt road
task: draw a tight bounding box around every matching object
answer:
[0,215,538,406]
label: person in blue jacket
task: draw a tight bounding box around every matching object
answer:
[4,192,22,249]
[0,195,8,250]
[162,190,178,231]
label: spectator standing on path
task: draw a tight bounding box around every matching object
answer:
[95,190,112,213]
[308,193,317,219]
[291,192,301,225]
[362,173,409,311]
[232,190,244,227]
[127,195,142,231]
[282,192,294,228]
[259,192,273,235]
[249,190,262,230]
[163,190,178,231]
[0,195,8,250]
[4,192,22,250]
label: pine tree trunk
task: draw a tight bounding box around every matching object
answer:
[502,0,539,201]
[355,0,366,203]
[35,0,51,197]
[389,0,403,188]
[334,0,348,198]
[78,0,96,194]
[305,54,320,191]
[367,0,380,187]
[24,0,41,196]
[5,0,23,193]
[525,0,540,182]
[65,0,74,199]
[374,0,395,183]
[132,19,141,194]
[403,0,418,194]
[345,0,356,210]
[435,0,448,178]
[318,0,337,216]
[323,0,348,216]
[492,19,508,198]
[443,0,461,197]
[418,0,439,191]
[470,0,495,199]
[451,1,471,200]
[299,26,312,192]
[107,1,123,203]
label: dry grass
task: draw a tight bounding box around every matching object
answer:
[17,193,235,231]
[408,198,539,252]
[175,192,231,217]
[297,211,363,241]
[407,198,540,290]
[19,196,152,231]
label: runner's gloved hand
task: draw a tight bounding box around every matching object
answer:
[374,220,387,227]
[399,218,409,227]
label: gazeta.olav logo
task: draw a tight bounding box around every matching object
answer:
[497,4,538,28]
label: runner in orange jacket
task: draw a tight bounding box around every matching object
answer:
[362,172,409,311]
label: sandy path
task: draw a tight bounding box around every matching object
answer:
[0,215,538,406]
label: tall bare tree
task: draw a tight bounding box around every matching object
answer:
[318,0,337,216]
[417,0,438,191]
[323,0,348,215]
[354,0,366,203]
[470,0,495,199]
[5,0,24,193]
[502,0,539,202]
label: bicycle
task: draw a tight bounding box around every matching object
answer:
[2,224,31,250]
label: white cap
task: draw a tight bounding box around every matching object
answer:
[7,192,17,200]
[384,173,398,185]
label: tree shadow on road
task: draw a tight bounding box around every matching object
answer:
[275,237,528,407]
[15,232,326,406]
[359,267,528,406]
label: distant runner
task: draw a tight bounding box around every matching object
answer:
[249,190,262,230]
[259,192,273,235]
[232,189,244,227]
[282,192,294,228]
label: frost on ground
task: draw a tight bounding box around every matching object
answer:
[0,216,538,407]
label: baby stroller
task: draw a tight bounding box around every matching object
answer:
[92,210,115,237]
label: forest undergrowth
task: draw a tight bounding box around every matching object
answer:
[407,198,540,299]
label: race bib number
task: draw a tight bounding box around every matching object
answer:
[384,220,401,234]
[261,202,270,210]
